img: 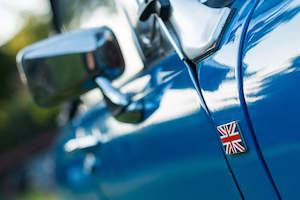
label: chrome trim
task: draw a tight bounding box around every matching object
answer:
[95,77,129,107]
[118,0,173,67]
[95,76,144,123]
[169,0,231,60]
[119,0,232,63]
[64,134,100,153]
[156,16,185,60]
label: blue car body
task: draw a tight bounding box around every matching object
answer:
[49,0,300,199]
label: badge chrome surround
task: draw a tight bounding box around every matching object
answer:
[217,121,247,155]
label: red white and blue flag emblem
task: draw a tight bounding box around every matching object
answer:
[217,121,247,155]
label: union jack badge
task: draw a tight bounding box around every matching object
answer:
[217,121,247,155]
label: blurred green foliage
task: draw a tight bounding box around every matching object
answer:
[17,189,58,200]
[0,15,59,153]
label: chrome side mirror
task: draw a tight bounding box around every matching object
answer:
[17,27,124,107]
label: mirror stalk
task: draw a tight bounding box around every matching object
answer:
[95,77,144,123]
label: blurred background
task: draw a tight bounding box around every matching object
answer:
[0,0,141,199]
[0,0,60,199]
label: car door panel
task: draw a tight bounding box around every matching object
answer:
[242,0,300,199]
[51,0,297,199]
[56,54,242,199]
[196,0,280,199]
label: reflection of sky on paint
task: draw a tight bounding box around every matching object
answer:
[243,2,300,103]
[0,0,49,46]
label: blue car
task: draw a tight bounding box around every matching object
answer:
[17,0,300,199]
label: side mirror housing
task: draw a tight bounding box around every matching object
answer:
[17,27,125,107]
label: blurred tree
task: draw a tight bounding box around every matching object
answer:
[0,16,49,98]
[0,14,59,153]
[18,188,58,200]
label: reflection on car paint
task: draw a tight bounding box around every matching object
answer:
[243,0,300,199]
[197,0,280,199]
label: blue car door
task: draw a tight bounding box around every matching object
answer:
[241,0,300,199]
[196,0,283,199]
[57,53,243,199]
[54,0,284,199]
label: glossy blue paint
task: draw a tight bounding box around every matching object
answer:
[55,124,102,200]
[56,54,242,199]
[51,0,300,199]
[242,0,300,199]
[196,0,281,199]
